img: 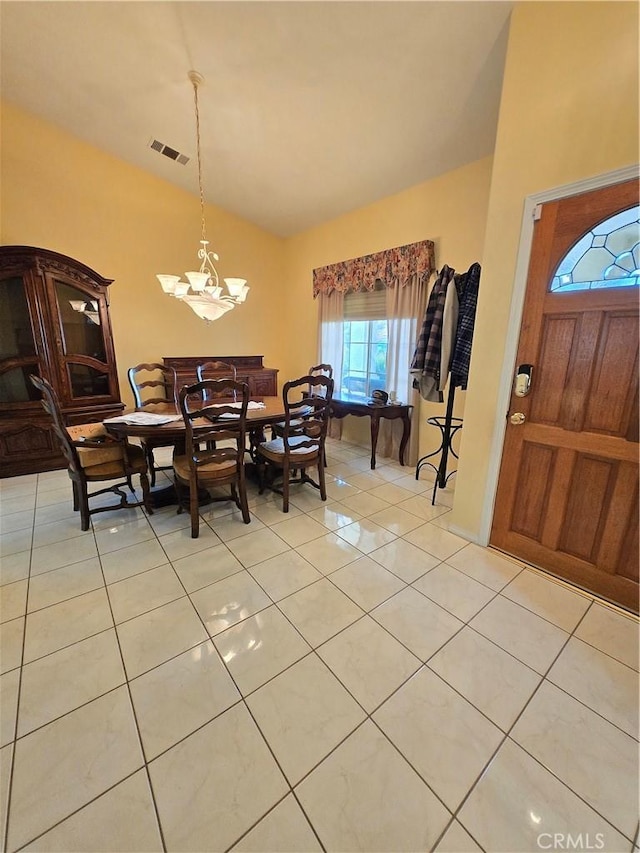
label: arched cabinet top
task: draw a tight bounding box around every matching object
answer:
[0,246,114,289]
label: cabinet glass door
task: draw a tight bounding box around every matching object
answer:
[55,280,110,398]
[0,276,41,403]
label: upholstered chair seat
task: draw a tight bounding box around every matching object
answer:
[173,455,238,482]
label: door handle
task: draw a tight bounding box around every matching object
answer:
[510,412,526,425]
[514,364,533,397]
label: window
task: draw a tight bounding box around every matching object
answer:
[341,285,387,399]
[318,276,426,410]
[550,205,639,292]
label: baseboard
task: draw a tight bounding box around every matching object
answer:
[447,522,483,545]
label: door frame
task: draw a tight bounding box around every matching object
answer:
[479,163,640,546]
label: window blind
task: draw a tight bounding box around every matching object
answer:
[343,286,386,321]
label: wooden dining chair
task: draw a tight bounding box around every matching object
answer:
[272,363,333,440]
[30,375,153,530]
[196,361,238,401]
[308,363,333,466]
[196,361,239,450]
[256,374,334,512]
[173,379,251,538]
[127,362,178,486]
[308,363,333,396]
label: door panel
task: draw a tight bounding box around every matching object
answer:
[558,312,602,431]
[560,454,615,561]
[617,486,638,581]
[598,463,638,575]
[510,443,555,539]
[529,317,576,424]
[585,312,637,434]
[491,178,639,612]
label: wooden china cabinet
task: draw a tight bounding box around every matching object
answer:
[0,246,124,478]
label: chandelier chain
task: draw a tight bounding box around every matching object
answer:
[192,76,207,246]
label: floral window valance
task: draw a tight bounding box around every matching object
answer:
[312,239,435,298]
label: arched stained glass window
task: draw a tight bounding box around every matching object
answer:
[550,205,639,292]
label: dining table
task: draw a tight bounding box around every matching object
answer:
[103,397,288,507]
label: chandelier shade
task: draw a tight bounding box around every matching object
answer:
[156,71,249,322]
[182,295,235,323]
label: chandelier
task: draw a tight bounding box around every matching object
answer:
[157,70,249,323]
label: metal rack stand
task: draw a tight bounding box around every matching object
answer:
[415,382,463,504]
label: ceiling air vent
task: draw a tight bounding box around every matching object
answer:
[148,138,190,165]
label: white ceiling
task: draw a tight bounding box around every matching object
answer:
[0,1,512,237]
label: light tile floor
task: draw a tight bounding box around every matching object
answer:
[0,439,638,853]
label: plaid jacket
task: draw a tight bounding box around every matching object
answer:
[450,262,481,389]
[410,265,456,401]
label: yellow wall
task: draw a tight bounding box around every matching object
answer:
[452,1,640,539]
[1,97,492,458]
[283,156,493,453]
[1,101,286,406]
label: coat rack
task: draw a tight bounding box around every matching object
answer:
[411,262,481,505]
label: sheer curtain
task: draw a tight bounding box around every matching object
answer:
[317,290,344,439]
[378,274,429,466]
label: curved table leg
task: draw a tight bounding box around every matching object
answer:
[370,413,380,469]
[399,411,411,466]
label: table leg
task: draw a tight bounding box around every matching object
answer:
[399,412,411,466]
[148,484,179,509]
[370,414,380,469]
[248,426,266,462]
[149,481,212,509]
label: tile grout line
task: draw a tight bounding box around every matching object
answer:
[445,599,637,846]
[126,482,443,850]
[231,524,465,841]
[2,475,38,853]
[94,514,170,853]
[130,505,324,853]
[4,498,167,853]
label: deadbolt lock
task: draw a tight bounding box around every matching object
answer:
[510,412,526,425]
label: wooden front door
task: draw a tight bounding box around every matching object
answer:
[491,179,639,613]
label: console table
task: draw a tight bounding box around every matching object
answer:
[330,396,413,469]
[163,356,278,399]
